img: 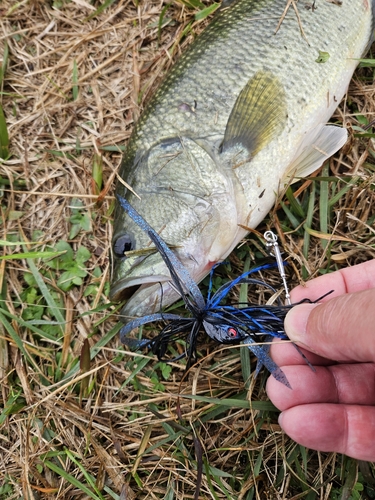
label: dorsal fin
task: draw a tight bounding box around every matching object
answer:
[221,70,287,157]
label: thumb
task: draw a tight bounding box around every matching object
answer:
[285,288,375,362]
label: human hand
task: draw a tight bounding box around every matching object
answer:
[266,259,375,461]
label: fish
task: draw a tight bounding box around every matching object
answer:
[111,0,374,319]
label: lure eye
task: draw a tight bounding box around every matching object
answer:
[113,234,134,257]
[227,327,238,339]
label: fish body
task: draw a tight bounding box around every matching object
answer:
[111,0,374,318]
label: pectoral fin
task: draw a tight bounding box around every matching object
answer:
[221,70,287,157]
[284,125,348,183]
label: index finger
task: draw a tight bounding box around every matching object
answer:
[290,259,375,303]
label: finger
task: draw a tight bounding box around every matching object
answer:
[270,339,333,366]
[278,404,375,461]
[290,259,375,303]
[267,363,375,410]
[285,288,375,362]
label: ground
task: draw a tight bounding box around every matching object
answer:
[0,0,375,499]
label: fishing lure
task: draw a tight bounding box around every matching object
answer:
[117,196,323,387]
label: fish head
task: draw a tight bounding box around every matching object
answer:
[110,191,228,320]
[111,202,183,319]
[110,136,249,320]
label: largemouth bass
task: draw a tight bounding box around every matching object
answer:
[111,0,374,319]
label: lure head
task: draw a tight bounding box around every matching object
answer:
[203,321,247,344]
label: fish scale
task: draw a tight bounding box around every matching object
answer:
[111,0,374,320]
[128,1,362,144]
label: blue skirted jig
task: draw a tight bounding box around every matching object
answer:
[116,196,327,387]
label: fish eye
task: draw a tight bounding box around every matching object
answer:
[113,234,134,257]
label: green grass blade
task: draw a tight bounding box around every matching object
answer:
[79,339,91,398]
[64,448,106,500]
[85,0,117,20]
[206,465,234,479]
[0,390,25,425]
[117,354,152,391]
[208,472,234,499]
[0,309,48,381]
[341,458,359,500]
[165,482,175,500]
[92,153,103,193]
[328,177,358,207]
[358,58,375,67]
[0,250,65,260]
[143,431,186,457]
[285,186,305,218]
[254,450,263,475]
[26,257,66,329]
[180,393,278,411]
[302,183,316,278]
[199,404,234,423]
[72,59,79,101]
[0,41,9,87]
[204,458,221,500]
[195,2,220,20]
[299,445,308,473]
[0,306,64,342]
[158,3,172,44]
[179,0,205,9]
[0,105,9,160]
[279,200,301,229]
[319,163,329,249]
[63,322,122,381]
[44,460,104,500]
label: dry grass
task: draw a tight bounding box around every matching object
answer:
[0,1,375,499]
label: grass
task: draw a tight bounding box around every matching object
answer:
[0,0,375,499]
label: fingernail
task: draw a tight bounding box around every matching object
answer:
[278,412,284,428]
[284,303,319,342]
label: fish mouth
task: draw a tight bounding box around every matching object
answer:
[110,250,210,320]
[110,235,207,319]
[109,245,179,318]
[112,277,182,321]
[109,274,169,302]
